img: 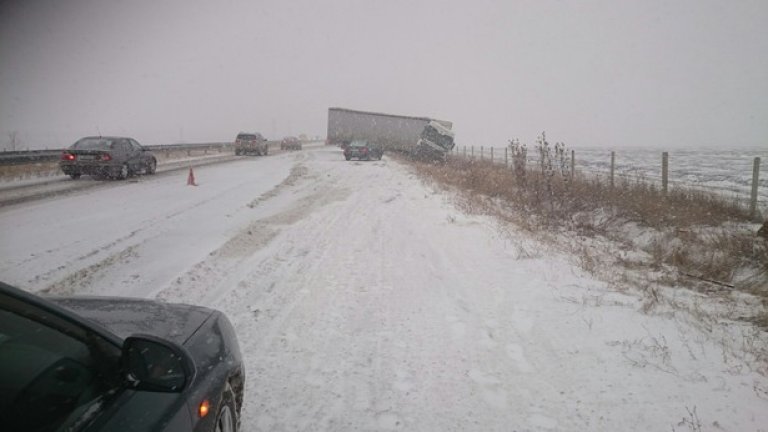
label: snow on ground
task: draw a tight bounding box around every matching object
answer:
[1,146,767,431]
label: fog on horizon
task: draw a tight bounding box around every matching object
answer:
[1,0,766,151]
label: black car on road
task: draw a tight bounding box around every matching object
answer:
[0,281,245,432]
[343,140,383,161]
[60,136,158,180]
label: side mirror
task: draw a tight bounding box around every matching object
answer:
[121,334,195,393]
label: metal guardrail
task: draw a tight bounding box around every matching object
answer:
[0,142,232,165]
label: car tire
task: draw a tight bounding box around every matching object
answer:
[235,149,241,156]
[146,159,157,175]
[214,383,238,432]
[345,156,351,161]
[69,173,81,180]
[115,163,129,180]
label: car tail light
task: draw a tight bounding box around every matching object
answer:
[61,152,75,161]
[101,153,112,161]
[361,147,369,152]
[198,400,210,418]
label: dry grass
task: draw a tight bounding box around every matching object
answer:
[0,161,60,180]
[417,156,754,229]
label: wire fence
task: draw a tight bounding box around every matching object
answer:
[451,145,766,219]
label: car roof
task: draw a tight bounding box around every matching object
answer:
[79,136,132,140]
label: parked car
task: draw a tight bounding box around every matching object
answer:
[234,132,268,156]
[0,281,245,432]
[60,136,158,180]
[280,136,302,151]
[343,140,383,161]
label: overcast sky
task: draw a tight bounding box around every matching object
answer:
[1,0,766,150]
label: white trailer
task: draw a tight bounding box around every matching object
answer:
[327,108,455,157]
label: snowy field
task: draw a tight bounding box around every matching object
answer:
[575,147,768,209]
[1,146,767,431]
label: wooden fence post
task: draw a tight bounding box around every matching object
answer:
[610,151,615,188]
[662,152,669,195]
[471,146,474,159]
[751,157,761,219]
[490,147,494,163]
[464,146,467,158]
[480,146,484,161]
[570,150,575,178]
[505,147,508,167]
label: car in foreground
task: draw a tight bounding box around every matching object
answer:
[280,136,302,151]
[234,132,268,156]
[0,281,245,432]
[60,136,158,180]
[343,140,383,161]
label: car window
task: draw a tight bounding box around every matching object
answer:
[0,295,121,431]
[72,138,113,150]
[129,139,143,151]
[237,134,256,141]
[350,141,367,147]
[115,140,131,152]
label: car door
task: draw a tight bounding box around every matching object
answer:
[129,139,149,170]
[0,288,124,431]
[118,139,140,171]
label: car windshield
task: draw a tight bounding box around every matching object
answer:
[2,2,767,431]
[72,138,114,150]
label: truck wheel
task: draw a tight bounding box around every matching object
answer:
[69,173,81,180]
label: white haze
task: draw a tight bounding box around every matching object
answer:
[1,0,766,150]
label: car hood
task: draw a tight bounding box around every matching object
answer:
[49,296,214,346]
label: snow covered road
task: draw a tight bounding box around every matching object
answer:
[1,146,766,431]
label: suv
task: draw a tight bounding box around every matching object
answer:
[234,132,268,156]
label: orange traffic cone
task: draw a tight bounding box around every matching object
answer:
[187,166,197,186]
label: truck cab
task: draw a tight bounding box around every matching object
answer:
[416,121,455,157]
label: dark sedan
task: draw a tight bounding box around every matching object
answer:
[343,140,383,161]
[0,281,245,432]
[60,136,158,180]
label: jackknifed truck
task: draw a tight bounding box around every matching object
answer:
[327,107,455,158]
